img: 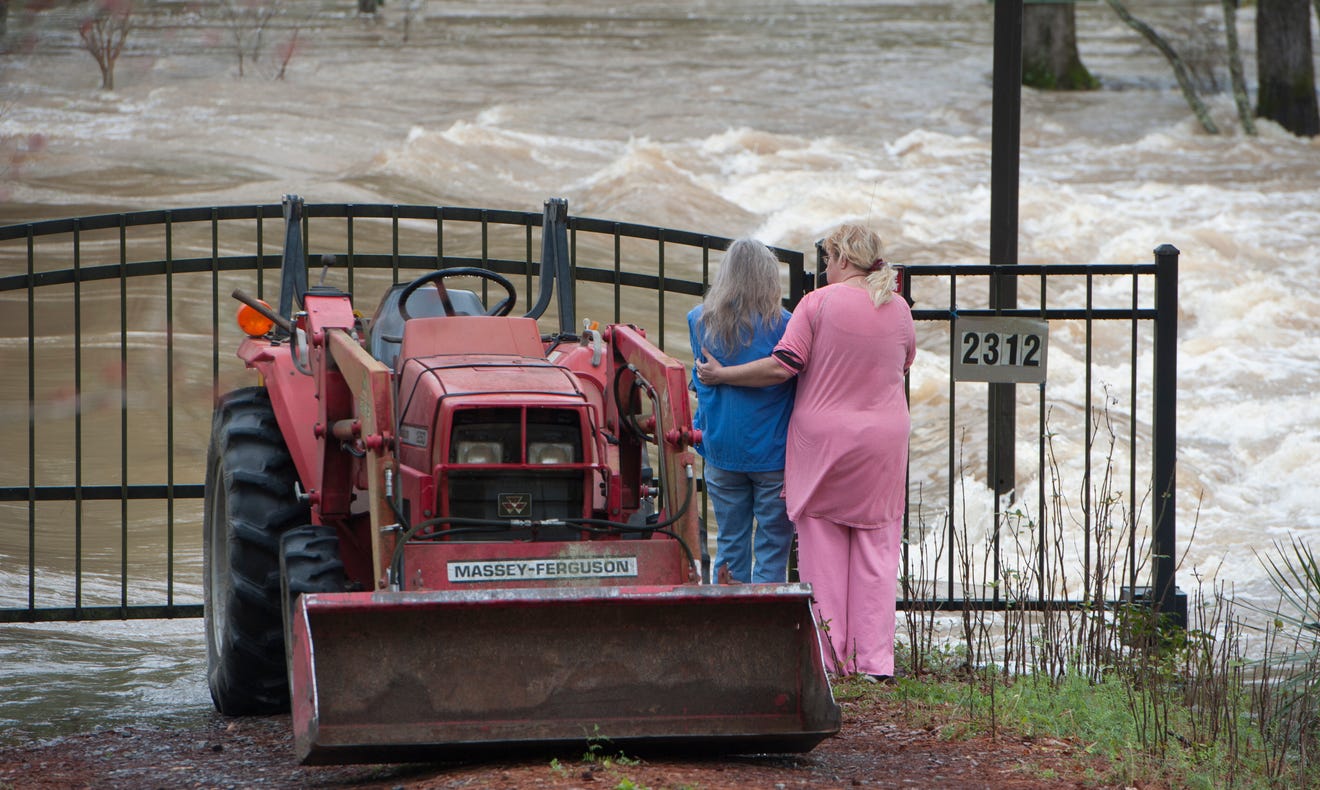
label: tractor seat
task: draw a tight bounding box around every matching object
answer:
[368,283,487,368]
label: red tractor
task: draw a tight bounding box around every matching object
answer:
[203,197,839,764]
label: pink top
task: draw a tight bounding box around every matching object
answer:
[773,283,916,528]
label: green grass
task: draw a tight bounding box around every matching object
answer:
[852,650,1313,789]
[887,418,1320,789]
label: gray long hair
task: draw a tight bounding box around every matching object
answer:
[698,238,785,354]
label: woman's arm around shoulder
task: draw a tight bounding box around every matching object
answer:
[695,352,793,387]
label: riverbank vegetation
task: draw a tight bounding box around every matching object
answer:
[878,504,1320,788]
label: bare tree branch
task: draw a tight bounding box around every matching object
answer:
[275,26,300,81]
[78,0,133,91]
[217,0,280,78]
[1103,0,1221,134]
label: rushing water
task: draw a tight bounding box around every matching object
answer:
[2,0,1318,743]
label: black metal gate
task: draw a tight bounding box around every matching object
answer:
[0,199,1180,624]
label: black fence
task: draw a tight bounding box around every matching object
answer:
[0,200,1180,625]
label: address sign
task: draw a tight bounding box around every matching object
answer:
[952,317,1049,384]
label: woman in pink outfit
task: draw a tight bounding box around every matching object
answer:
[695,224,915,681]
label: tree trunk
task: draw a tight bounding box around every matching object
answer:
[1221,0,1255,134]
[1022,3,1098,90]
[1255,0,1320,136]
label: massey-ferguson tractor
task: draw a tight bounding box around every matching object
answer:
[203,197,840,764]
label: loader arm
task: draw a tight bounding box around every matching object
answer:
[325,329,395,591]
[605,324,702,574]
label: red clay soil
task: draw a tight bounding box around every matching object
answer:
[0,687,1129,789]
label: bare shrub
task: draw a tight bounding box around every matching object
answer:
[78,0,133,91]
[216,0,280,78]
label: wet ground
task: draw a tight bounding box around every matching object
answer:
[0,685,1130,789]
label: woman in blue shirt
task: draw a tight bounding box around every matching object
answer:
[687,239,795,583]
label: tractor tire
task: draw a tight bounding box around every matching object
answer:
[279,524,347,691]
[203,387,309,716]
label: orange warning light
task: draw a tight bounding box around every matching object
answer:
[236,301,276,337]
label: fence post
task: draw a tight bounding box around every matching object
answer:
[988,0,1023,503]
[1152,243,1185,627]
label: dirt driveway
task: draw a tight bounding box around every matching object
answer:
[0,688,1121,789]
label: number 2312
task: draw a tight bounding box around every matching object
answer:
[961,332,1042,367]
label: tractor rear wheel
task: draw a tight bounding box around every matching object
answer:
[203,387,309,715]
[279,524,347,692]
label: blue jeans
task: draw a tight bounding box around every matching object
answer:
[704,464,793,583]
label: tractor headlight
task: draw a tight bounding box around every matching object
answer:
[455,441,503,465]
[528,442,575,464]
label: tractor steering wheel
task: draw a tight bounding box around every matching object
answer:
[397,267,518,320]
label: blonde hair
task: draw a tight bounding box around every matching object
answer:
[822,223,896,307]
[698,238,785,353]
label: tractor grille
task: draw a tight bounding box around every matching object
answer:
[443,470,585,542]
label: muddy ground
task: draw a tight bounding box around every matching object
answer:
[0,686,1138,790]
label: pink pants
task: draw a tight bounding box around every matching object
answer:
[795,515,902,676]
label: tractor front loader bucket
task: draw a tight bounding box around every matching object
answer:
[288,583,841,765]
